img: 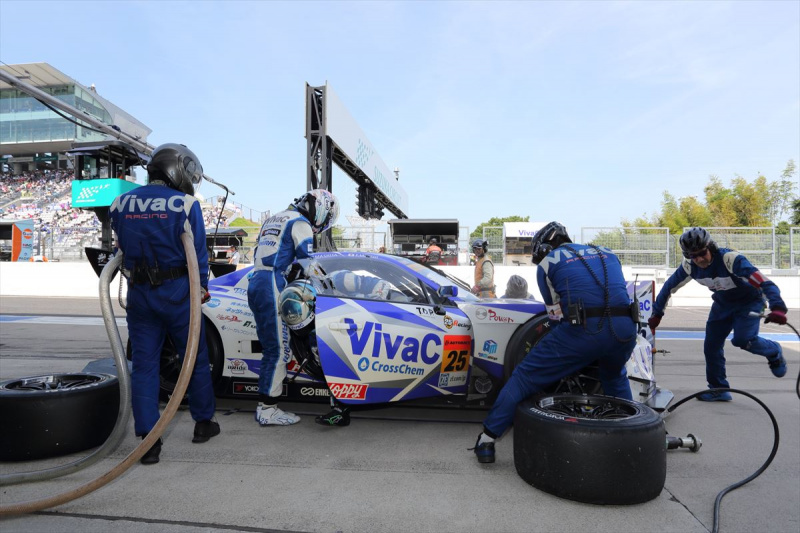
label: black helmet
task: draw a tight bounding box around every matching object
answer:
[471,238,488,252]
[679,227,713,258]
[531,221,571,264]
[429,238,438,245]
[147,143,203,196]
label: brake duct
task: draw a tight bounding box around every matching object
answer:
[0,231,202,515]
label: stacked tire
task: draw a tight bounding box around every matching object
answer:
[513,393,666,505]
[0,373,119,461]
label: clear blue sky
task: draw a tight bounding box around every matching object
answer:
[2,1,798,240]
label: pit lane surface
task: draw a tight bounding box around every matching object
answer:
[1,297,798,533]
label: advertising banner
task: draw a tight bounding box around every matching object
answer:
[325,84,409,216]
[11,219,34,261]
[71,179,140,208]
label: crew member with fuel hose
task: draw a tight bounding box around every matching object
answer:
[110,143,220,465]
[473,222,636,463]
[249,189,338,426]
[648,227,788,402]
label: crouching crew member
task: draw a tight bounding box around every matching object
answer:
[473,221,636,463]
[648,227,787,402]
[249,189,338,426]
[110,143,220,465]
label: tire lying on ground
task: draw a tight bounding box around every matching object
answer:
[513,393,666,505]
[0,373,119,461]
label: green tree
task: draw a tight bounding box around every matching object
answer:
[628,162,798,232]
[470,215,529,239]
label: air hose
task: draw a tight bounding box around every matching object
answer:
[0,231,202,516]
[665,388,780,533]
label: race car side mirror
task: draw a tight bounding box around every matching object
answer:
[437,285,458,298]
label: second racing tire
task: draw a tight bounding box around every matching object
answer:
[513,393,666,505]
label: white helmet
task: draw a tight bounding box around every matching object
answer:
[294,189,339,234]
[278,280,317,335]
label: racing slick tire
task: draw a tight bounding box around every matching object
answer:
[0,373,119,461]
[513,393,666,505]
[126,319,224,402]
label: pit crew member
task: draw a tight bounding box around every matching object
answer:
[249,189,338,426]
[647,227,787,402]
[110,143,219,465]
[473,221,636,463]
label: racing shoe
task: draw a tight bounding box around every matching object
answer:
[315,406,350,427]
[140,437,162,465]
[697,389,733,402]
[255,405,300,426]
[192,419,221,443]
[768,348,787,378]
[471,433,495,464]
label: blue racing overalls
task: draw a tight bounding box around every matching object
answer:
[109,184,215,437]
[652,248,786,389]
[248,207,314,400]
[483,244,635,438]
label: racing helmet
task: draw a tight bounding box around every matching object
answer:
[679,227,714,258]
[531,221,571,264]
[429,238,438,245]
[471,238,488,253]
[147,143,203,196]
[293,189,340,234]
[505,274,529,298]
[278,280,317,336]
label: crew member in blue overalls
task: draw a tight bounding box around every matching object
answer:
[648,227,787,401]
[473,221,636,463]
[249,189,338,426]
[110,143,219,465]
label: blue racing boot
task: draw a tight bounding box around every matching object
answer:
[768,346,787,378]
[472,433,495,463]
[697,389,733,402]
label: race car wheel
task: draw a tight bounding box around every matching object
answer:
[0,373,119,461]
[503,314,603,395]
[513,393,666,504]
[503,314,551,382]
[126,319,224,402]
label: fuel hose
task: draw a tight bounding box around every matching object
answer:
[0,252,131,486]
[0,231,202,516]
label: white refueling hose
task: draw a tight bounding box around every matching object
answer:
[0,231,202,516]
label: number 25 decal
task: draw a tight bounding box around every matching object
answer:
[442,350,468,372]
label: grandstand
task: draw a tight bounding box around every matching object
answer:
[0,171,268,261]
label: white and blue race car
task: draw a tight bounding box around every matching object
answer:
[160,252,666,409]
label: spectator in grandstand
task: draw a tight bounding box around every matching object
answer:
[501,274,532,299]
[249,189,338,427]
[227,245,240,265]
[647,227,788,401]
[470,238,496,298]
[110,143,220,465]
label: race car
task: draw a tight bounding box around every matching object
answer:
[158,251,667,409]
